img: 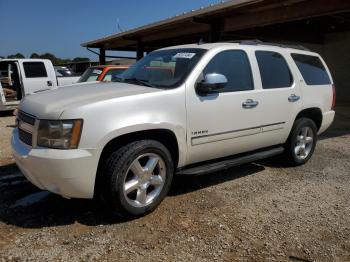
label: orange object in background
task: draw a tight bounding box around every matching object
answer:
[78,65,129,83]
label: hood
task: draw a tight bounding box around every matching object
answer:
[19,82,161,119]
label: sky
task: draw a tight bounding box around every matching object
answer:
[0,0,221,60]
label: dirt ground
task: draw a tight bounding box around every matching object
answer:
[0,107,349,262]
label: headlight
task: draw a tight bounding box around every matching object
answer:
[37,119,83,149]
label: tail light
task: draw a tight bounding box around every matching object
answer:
[331,84,336,110]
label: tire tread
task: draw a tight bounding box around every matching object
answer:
[100,140,173,217]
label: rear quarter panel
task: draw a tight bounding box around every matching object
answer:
[288,51,334,113]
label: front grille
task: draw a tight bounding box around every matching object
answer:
[19,128,33,146]
[18,111,36,125]
[17,111,36,146]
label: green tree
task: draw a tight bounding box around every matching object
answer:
[6,52,80,65]
[58,58,72,64]
[39,53,58,64]
[72,57,90,62]
[30,53,40,58]
[7,53,25,59]
[38,53,74,65]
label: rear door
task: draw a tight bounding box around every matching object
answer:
[252,49,302,146]
[20,61,53,94]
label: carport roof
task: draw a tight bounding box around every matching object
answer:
[81,0,256,50]
[81,0,350,52]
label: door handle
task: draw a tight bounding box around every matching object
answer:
[288,94,300,102]
[47,81,53,87]
[242,99,259,109]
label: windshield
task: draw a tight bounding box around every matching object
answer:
[78,68,103,82]
[114,48,206,88]
[103,68,128,81]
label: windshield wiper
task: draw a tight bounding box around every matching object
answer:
[112,76,124,83]
[123,78,156,88]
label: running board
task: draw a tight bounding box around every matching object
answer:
[177,147,284,176]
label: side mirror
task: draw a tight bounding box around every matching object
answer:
[196,73,227,95]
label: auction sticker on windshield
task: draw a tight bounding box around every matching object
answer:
[173,53,196,59]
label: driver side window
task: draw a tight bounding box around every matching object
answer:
[203,50,254,92]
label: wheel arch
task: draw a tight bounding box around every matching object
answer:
[294,107,323,131]
[94,128,180,196]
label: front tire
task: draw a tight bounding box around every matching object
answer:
[284,117,317,166]
[101,140,174,217]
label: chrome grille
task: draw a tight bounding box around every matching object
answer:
[18,111,36,125]
[17,111,36,146]
[19,128,33,146]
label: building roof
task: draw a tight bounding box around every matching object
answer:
[81,0,350,52]
[81,0,257,50]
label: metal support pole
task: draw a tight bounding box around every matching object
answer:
[209,19,223,43]
[136,40,144,61]
[99,47,106,65]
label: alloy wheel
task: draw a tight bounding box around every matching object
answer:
[123,153,166,208]
[294,126,314,160]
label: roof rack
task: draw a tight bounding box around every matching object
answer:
[220,39,310,51]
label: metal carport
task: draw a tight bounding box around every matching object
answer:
[82,0,350,104]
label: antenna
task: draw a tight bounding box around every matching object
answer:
[198,38,205,45]
[116,18,124,32]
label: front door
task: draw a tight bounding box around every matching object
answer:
[186,49,264,165]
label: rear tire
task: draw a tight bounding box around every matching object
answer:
[284,117,317,166]
[100,140,174,217]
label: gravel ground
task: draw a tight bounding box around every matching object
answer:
[0,107,349,262]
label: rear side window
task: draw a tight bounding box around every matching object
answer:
[256,51,293,89]
[291,54,331,85]
[23,62,47,78]
[203,50,254,92]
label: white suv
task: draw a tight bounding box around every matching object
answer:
[12,42,335,217]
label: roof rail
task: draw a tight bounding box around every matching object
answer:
[220,39,310,51]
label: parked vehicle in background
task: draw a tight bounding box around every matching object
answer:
[54,66,76,77]
[12,42,335,217]
[0,59,79,111]
[78,65,129,83]
[54,66,80,86]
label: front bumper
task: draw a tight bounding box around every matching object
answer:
[12,129,100,199]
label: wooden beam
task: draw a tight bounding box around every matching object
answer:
[140,33,208,51]
[224,0,350,32]
[122,36,140,41]
[228,30,324,44]
[142,23,209,42]
[192,17,212,24]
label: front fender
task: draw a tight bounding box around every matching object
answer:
[98,122,187,167]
